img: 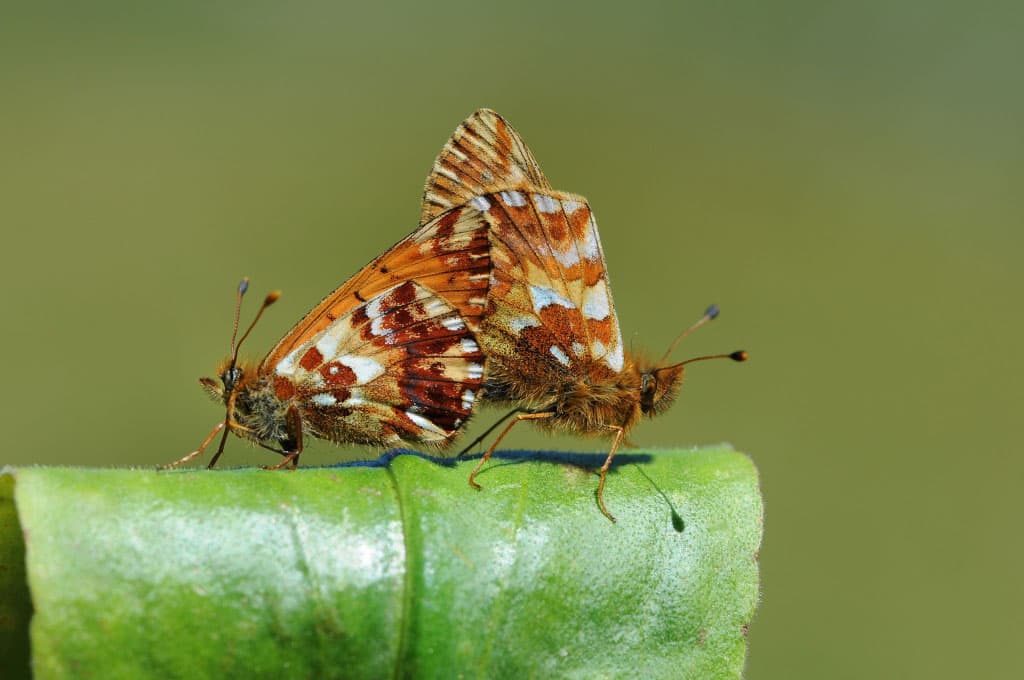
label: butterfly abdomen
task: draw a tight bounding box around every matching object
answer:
[482,354,644,437]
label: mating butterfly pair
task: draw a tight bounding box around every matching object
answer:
[163,109,746,521]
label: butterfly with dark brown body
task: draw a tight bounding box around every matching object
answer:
[419,109,747,521]
[162,177,499,469]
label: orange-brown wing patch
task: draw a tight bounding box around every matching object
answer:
[272,281,484,448]
[421,108,552,224]
[480,191,624,379]
[260,206,491,372]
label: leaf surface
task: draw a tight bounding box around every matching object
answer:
[2,447,761,679]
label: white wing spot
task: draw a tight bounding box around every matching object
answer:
[315,333,340,360]
[370,315,393,338]
[311,393,337,406]
[605,342,625,373]
[533,194,560,213]
[470,196,491,211]
[582,282,611,320]
[581,216,601,261]
[442,316,466,332]
[562,199,582,214]
[552,242,580,268]
[461,338,480,354]
[530,285,575,314]
[508,315,540,332]
[550,345,571,367]
[275,351,298,376]
[424,298,448,316]
[406,411,447,436]
[468,363,484,380]
[365,295,384,319]
[462,388,475,410]
[591,339,607,358]
[499,190,526,207]
[338,355,385,384]
[572,341,585,356]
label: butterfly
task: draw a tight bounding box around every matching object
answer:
[420,109,747,521]
[162,192,498,470]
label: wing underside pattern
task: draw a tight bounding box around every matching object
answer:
[272,281,484,446]
[476,190,624,380]
[262,206,491,372]
[421,108,552,225]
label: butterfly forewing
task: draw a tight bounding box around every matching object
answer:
[261,206,492,373]
[421,108,552,225]
[266,106,561,372]
[273,281,484,446]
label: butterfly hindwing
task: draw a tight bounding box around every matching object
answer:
[417,108,623,380]
[475,190,624,379]
[421,108,552,225]
[271,281,484,447]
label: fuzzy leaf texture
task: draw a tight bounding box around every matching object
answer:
[0,447,761,679]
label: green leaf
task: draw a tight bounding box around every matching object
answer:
[1,447,762,679]
[0,473,32,680]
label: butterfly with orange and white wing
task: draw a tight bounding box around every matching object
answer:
[421,109,748,521]
[162,203,495,469]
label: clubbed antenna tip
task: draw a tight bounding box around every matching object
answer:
[730,350,748,362]
[659,304,722,363]
[238,277,250,296]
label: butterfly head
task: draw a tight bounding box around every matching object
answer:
[201,279,281,422]
[638,363,686,417]
[199,360,255,406]
[638,304,747,418]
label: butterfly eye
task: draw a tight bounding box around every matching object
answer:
[640,373,658,411]
[221,367,244,392]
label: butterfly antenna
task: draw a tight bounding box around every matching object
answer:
[658,304,721,364]
[232,288,281,366]
[227,278,250,358]
[668,350,748,370]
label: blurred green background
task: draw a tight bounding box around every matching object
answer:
[2,1,1020,677]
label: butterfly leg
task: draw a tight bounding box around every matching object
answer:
[456,409,526,458]
[158,421,226,470]
[263,405,304,471]
[468,411,553,490]
[206,387,248,469]
[595,425,626,523]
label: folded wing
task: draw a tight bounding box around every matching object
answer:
[270,281,485,447]
[476,191,624,381]
[421,108,552,224]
